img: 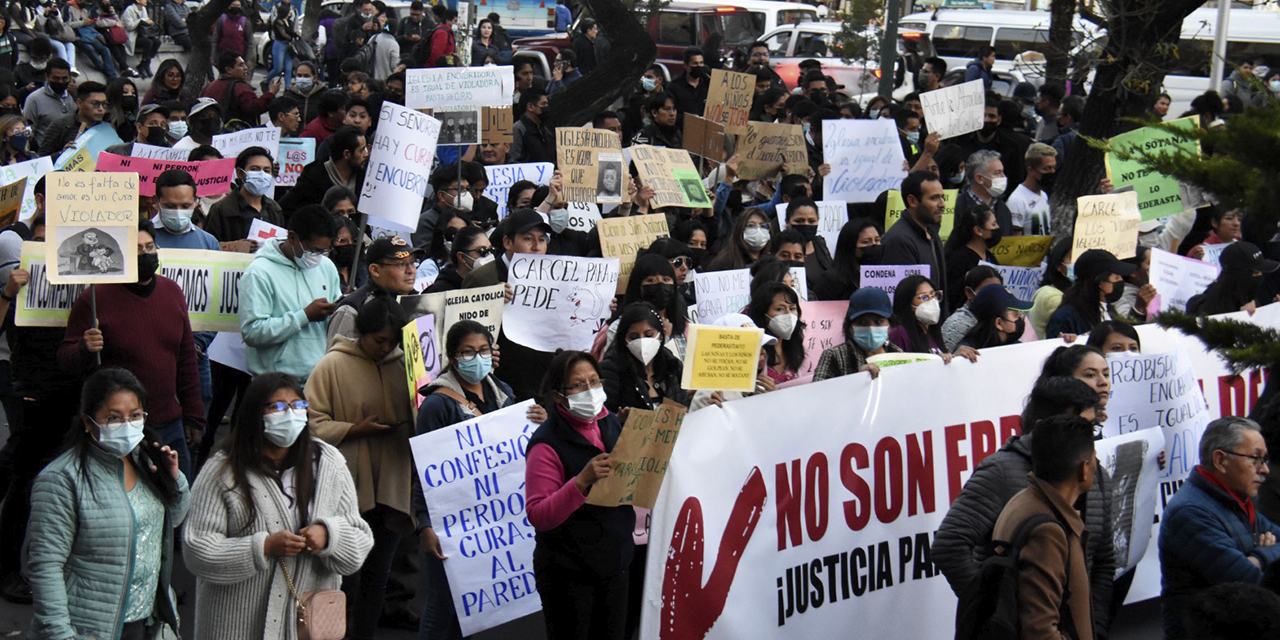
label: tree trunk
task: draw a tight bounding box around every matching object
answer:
[1045,0,1075,87]
[541,0,656,129]
[302,0,324,41]
[182,0,236,103]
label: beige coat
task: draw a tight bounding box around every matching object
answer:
[306,336,415,532]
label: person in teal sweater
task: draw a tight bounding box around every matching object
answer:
[239,204,341,382]
[26,367,190,640]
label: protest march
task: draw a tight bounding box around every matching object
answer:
[2,3,1280,640]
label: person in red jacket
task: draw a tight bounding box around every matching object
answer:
[425,8,456,67]
[200,51,280,125]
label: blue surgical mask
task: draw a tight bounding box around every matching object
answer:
[294,77,314,92]
[92,416,146,457]
[243,170,274,196]
[948,172,965,186]
[159,207,194,233]
[1271,80,1280,92]
[1063,263,1076,283]
[802,122,811,136]
[548,208,569,233]
[456,354,493,384]
[641,77,656,92]
[852,326,889,352]
[263,408,308,447]
[168,119,188,138]
[905,131,920,145]
[869,108,880,119]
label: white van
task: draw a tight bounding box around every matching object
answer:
[898,9,1098,77]
[675,0,823,42]
[1162,7,1280,117]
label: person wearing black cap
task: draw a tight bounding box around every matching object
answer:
[328,237,418,343]
[813,287,903,382]
[1045,249,1137,339]
[1187,241,1280,315]
[957,285,1034,350]
[103,103,171,156]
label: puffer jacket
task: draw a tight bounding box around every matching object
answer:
[931,432,1116,637]
[26,442,190,640]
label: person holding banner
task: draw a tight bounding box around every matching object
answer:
[525,350,633,640]
[956,285,1032,350]
[889,274,974,361]
[746,281,806,383]
[1189,207,1243,260]
[1112,247,1156,323]
[151,170,220,251]
[813,287,901,382]
[600,254,689,358]
[183,372,374,640]
[1045,249,1136,339]
[1186,241,1280,316]
[36,81,106,158]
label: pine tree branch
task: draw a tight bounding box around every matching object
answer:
[1155,311,1280,374]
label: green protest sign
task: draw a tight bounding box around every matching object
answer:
[1103,116,1200,221]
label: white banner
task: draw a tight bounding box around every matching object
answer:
[360,103,442,232]
[777,201,848,256]
[131,143,194,162]
[919,79,985,140]
[212,126,282,165]
[483,162,554,220]
[408,400,541,636]
[822,119,907,203]
[1149,247,1218,313]
[504,254,619,351]
[406,67,511,110]
[693,267,751,324]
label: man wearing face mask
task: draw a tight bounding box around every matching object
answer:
[667,46,709,120]
[171,97,224,151]
[802,70,831,108]
[957,98,1024,192]
[58,219,206,483]
[21,57,72,151]
[412,166,472,250]
[205,146,287,248]
[328,237,417,343]
[882,171,949,311]
[284,62,328,125]
[104,103,171,157]
[955,149,1014,239]
[151,169,220,251]
[239,205,342,383]
[510,88,555,164]
[1006,143,1057,236]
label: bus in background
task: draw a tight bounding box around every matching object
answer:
[898,8,1098,76]
[441,0,555,38]
[1162,7,1280,117]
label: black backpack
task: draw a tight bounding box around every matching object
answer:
[954,513,1080,640]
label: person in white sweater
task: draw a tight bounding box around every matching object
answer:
[183,372,373,640]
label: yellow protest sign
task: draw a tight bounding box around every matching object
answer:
[403,314,439,410]
[61,147,96,173]
[990,235,1054,267]
[45,172,139,284]
[597,213,670,294]
[1071,192,1141,261]
[885,189,957,241]
[705,68,753,135]
[630,145,711,209]
[681,324,763,392]
[736,121,807,181]
[585,399,687,509]
[0,177,26,228]
[555,127,623,204]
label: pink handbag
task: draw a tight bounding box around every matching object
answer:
[278,558,346,640]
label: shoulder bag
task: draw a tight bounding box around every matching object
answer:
[278,557,345,640]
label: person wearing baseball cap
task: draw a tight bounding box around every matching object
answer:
[1046,249,1137,339]
[171,97,223,150]
[957,285,1034,349]
[688,313,779,411]
[104,103,172,157]
[1187,241,1280,315]
[327,237,418,343]
[813,287,904,382]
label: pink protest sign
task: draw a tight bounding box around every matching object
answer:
[787,299,849,386]
[96,152,236,198]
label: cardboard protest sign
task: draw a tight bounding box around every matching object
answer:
[1072,192,1141,261]
[736,121,807,181]
[400,284,506,370]
[682,113,727,162]
[1149,247,1218,313]
[778,200,848,255]
[504,254,619,351]
[704,68,753,134]
[408,400,542,635]
[692,268,751,324]
[859,264,930,296]
[15,241,88,327]
[680,324,764,391]
[212,127,282,166]
[919,79,985,140]
[0,156,52,222]
[54,123,122,170]
[481,106,514,145]
[587,400,687,509]
[597,214,669,294]
[402,314,440,409]
[979,261,1043,302]
[630,145,711,209]
[885,188,957,241]
[157,248,255,332]
[95,153,237,198]
[484,162,554,220]
[823,119,907,202]
[131,143,193,162]
[555,127,624,204]
[277,137,315,187]
[360,103,442,232]
[406,67,509,109]
[989,235,1054,268]
[792,300,848,384]
[1104,117,1200,220]
[45,172,138,285]
[0,178,26,228]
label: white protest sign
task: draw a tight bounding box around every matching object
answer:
[822,119,907,203]
[369,224,413,246]
[401,284,506,369]
[859,264,930,296]
[1149,247,1219,313]
[566,202,601,232]
[790,266,808,301]
[918,79,985,140]
[207,332,249,374]
[212,127,282,165]
[0,156,53,222]
[483,163,553,220]
[247,218,287,251]
[131,143,195,162]
[1199,242,1228,267]
[406,67,510,110]
[777,201,848,255]
[693,268,751,324]
[978,261,1043,302]
[504,254,620,351]
[360,103,442,232]
[1095,428,1164,574]
[277,137,316,188]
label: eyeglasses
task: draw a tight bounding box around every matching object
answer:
[265,400,309,414]
[455,347,493,362]
[670,257,692,269]
[1221,449,1271,469]
[562,379,604,395]
[915,291,941,303]
[87,100,109,109]
[465,246,495,257]
[94,412,148,429]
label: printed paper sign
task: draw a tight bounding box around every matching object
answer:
[683,113,727,162]
[979,261,1043,302]
[792,300,848,384]
[95,152,237,198]
[705,68,753,135]
[481,105,513,145]
[504,254,619,351]
[885,189,957,241]
[402,314,440,409]
[597,214,670,294]
[859,264,930,296]
[212,127,282,167]
[406,66,509,109]
[777,201,848,255]
[1096,428,1164,573]
[0,177,26,229]
[360,103,442,232]
[1072,192,1141,261]
[630,145,711,209]
[434,108,482,145]
[207,332,249,374]
[408,400,541,636]
[1199,243,1228,267]
[737,121,807,181]
[15,241,88,327]
[555,127,624,204]
[401,284,506,370]
[247,218,287,250]
[680,324,764,392]
[822,119,907,202]
[45,172,139,285]
[0,156,52,222]
[1104,117,1200,220]
[919,79,985,140]
[586,400,687,509]
[692,268,751,324]
[277,137,316,188]
[484,163,553,220]
[131,143,194,162]
[989,235,1054,268]
[157,248,255,332]
[1149,247,1218,313]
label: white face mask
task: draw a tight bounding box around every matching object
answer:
[93,416,146,457]
[167,119,188,138]
[455,191,474,212]
[627,336,662,365]
[564,385,606,420]
[548,208,569,234]
[158,207,194,233]
[986,176,1008,198]
[263,408,308,447]
[468,252,496,269]
[915,298,942,326]
[743,227,770,251]
[767,313,798,340]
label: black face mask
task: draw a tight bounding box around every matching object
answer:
[984,225,1004,248]
[145,125,169,145]
[194,117,222,138]
[138,252,159,281]
[792,224,818,242]
[1039,172,1056,190]
[980,121,997,136]
[809,90,827,104]
[1005,317,1025,344]
[858,244,883,265]
[47,81,68,96]
[1104,282,1125,304]
[227,7,241,16]
[688,248,707,269]
[641,282,675,309]
[330,244,357,267]
[121,96,138,113]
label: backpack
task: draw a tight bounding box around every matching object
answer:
[954,513,1080,640]
[351,32,380,75]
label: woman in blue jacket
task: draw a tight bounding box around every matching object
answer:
[26,368,189,640]
[1045,249,1136,339]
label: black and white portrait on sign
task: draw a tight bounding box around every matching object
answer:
[596,154,623,203]
[57,226,126,276]
[437,109,481,145]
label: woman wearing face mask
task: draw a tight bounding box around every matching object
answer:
[601,254,688,357]
[644,237,696,306]
[27,368,187,640]
[864,95,890,120]
[106,77,140,142]
[746,281,806,383]
[889,274,977,362]
[1028,238,1074,339]
[1187,241,1280,315]
[426,225,491,294]
[944,205,1001,311]
[621,64,665,141]
[142,60,186,106]
[783,197,833,286]
[630,91,681,149]
[956,285,1032,350]
[525,350,634,640]
[304,295,414,640]
[812,219,882,302]
[184,371,374,640]
[935,143,967,188]
[329,216,366,291]
[814,287,902,381]
[1046,249,1136,339]
[599,302,688,415]
[705,208,776,272]
[1112,246,1157,322]
[0,115,29,165]
[941,265,1002,352]
[428,209,471,272]
[751,87,787,122]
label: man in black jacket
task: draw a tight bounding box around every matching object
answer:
[667,47,709,121]
[278,125,367,214]
[510,88,554,164]
[881,171,948,312]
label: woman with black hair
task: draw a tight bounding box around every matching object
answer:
[956,285,1031,350]
[812,218,882,302]
[600,302,689,414]
[1029,237,1075,339]
[944,203,1001,312]
[1187,241,1280,315]
[643,237,696,306]
[889,274,976,361]
[746,281,806,383]
[602,254,689,357]
[935,143,967,188]
[426,225,493,294]
[783,196,834,285]
[1046,249,1136,339]
[27,368,187,640]
[1040,343,1112,419]
[751,87,788,122]
[185,372,373,640]
[749,257,800,297]
[106,77,140,142]
[941,264,1002,352]
[1086,320,1141,354]
[704,208,776,272]
[671,218,710,270]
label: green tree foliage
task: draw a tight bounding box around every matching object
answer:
[830,0,885,96]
